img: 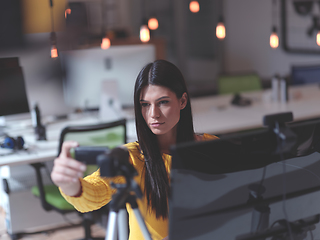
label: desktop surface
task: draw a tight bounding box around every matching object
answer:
[191,83,320,135]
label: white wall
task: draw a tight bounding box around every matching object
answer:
[224,0,320,80]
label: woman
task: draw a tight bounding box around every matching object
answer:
[51,60,218,240]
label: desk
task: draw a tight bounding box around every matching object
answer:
[0,112,136,237]
[0,112,137,167]
[3,83,319,167]
[191,83,320,135]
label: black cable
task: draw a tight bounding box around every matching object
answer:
[275,121,294,240]
[50,1,55,32]
[259,166,267,187]
[252,166,268,234]
[310,228,314,240]
[272,0,277,27]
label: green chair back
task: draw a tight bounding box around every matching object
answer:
[218,73,262,95]
[32,185,75,210]
[63,124,126,175]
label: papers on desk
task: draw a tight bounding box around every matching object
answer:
[0,148,13,156]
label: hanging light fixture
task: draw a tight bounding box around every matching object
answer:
[140,0,150,43]
[65,8,71,19]
[101,36,111,49]
[50,32,58,58]
[317,31,320,46]
[100,0,111,50]
[49,0,58,58]
[140,22,150,43]
[189,1,200,13]
[148,17,158,30]
[270,0,279,49]
[216,0,226,40]
[216,16,226,40]
[270,26,279,48]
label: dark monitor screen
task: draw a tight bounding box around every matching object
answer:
[169,118,320,239]
[291,65,320,85]
[0,67,30,117]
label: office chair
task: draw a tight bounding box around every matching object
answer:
[31,118,127,240]
[218,73,262,95]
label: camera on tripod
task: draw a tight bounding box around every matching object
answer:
[97,147,137,179]
[71,145,152,240]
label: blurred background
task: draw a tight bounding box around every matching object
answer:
[1,0,320,117]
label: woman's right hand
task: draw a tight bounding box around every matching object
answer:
[51,141,87,197]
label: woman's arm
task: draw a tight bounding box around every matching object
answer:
[51,141,124,212]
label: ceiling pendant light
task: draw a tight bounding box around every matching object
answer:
[270,26,279,48]
[216,16,226,40]
[65,8,71,19]
[140,0,150,42]
[216,0,225,40]
[49,0,58,58]
[140,24,150,43]
[50,31,58,58]
[189,1,200,13]
[100,0,111,50]
[148,17,158,30]
[270,0,279,49]
[101,36,111,50]
[51,45,58,58]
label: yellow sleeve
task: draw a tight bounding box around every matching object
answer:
[202,133,219,141]
[60,169,125,213]
[60,142,139,213]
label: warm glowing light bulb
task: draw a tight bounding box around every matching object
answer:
[140,25,150,43]
[101,37,111,50]
[189,1,200,13]
[270,32,279,48]
[148,18,159,30]
[51,45,58,58]
[216,22,226,40]
[317,31,320,46]
[65,8,71,18]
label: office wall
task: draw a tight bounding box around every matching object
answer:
[224,0,320,80]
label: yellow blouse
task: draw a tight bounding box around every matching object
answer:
[60,133,218,240]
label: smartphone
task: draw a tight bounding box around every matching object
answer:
[70,146,109,165]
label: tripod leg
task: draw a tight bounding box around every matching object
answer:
[132,209,152,240]
[106,211,118,240]
[118,209,129,240]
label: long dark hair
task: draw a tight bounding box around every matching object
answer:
[134,59,195,219]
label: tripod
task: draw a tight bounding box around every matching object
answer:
[105,175,152,240]
[97,147,152,240]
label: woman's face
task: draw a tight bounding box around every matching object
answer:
[140,85,187,136]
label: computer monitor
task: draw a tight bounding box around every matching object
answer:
[169,117,320,239]
[0,66,30,118]
[291,65,320,85]
[60,44,156,110]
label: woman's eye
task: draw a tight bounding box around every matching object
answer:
[141,102,149,107]
[159,100,169,105]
